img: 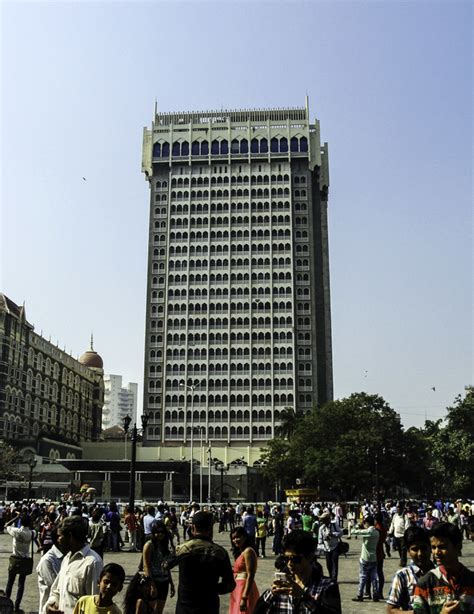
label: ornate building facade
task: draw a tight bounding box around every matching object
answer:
[141,100,333,450]
[0,293,104,460]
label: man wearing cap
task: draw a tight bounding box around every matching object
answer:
[168,510,235,613]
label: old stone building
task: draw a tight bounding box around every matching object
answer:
[0,293,104,461]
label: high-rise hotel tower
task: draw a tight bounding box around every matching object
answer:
[141,100,332,451]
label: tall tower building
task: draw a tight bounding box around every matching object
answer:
[102,374,138,429]
[141,100,332,451]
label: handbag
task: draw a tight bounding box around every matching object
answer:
[8,529,34,576]
[8,555,33,576]
[336,539,349,555]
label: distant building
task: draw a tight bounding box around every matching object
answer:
[102,374,138,429]
[140,100,333,450]
[0,293,104,460]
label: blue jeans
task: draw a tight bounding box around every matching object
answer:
[358,560,378,597]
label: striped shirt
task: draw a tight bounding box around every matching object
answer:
[412,564,474,613]
[386,563,434,611]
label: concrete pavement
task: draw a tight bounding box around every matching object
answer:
[1,530,473,613]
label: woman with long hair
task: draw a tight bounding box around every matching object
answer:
[123,573,158,614]
[229,526,259,613]
[142,521,175,614]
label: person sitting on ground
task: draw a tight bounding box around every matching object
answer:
[255,529,341,613]
[412,522,474,613]
[73,563,125,614]
[386,526,434,612]
[46,516,103,614]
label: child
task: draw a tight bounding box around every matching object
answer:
[386,526,434,611]
[123,573,158,614]
[412,522,474,613]
[73,563,125,614]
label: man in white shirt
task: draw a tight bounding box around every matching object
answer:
[37,527,64,614]
[5,513,36,611]
[389,503,410,567]
[318,512,342,582]
[45,516,102,614]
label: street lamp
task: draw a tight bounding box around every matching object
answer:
[27,457,37,500]
[213,458,229,502]
[123,414,132,460]
[180,381,199,501]
[198,426,205,504]
[123,413,149,512]
[207,443,212,502]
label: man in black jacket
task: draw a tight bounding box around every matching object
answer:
[169,511,235,614]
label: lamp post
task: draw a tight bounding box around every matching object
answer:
[123,414,131,460]
[180,381,198,501]
[198,426,205,504]
[213,458,229,502]
[207,443,212,502]
[123,413,149,512]
[27,457,37,500]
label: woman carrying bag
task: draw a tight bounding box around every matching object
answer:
[5,512,36,612]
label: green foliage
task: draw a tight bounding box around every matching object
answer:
[261,390,474,499]
[423,390,474,497]
[0,440,23,481]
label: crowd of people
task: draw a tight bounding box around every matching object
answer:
[0,496,473,613]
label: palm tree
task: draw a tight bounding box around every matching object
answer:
[275,406,297,440]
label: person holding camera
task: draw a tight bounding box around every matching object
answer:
[255,530,341,613]
[5,512,37,613]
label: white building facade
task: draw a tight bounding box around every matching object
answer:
[102,374,138,429]
[141,101,333,452]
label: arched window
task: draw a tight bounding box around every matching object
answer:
[300,136,308,152]
[211,140,219,155]
[240,139,248,154]
[290,136,299,152]
[201,141,209,155]
[280,137,288,152]
[172,142,180,156]
[181,141,189,155]
[161,142,169,157]
[221,140,229,154]
[260,138,268,153]
[270,137,279,152]
[153,142,161,157]
[192,141,200,155]
[251,138,259,153]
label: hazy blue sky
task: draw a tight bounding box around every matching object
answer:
[1,1,472,429]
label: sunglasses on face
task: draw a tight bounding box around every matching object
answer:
[282,554,304,564]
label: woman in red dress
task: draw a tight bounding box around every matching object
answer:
[229,526,259,613]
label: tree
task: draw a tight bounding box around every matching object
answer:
[0,439,23,481]
[291,393,409,499]
[423,390,474,497]
[260,438,296,485]
[275,406,298,440]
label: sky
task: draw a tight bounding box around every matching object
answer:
[1,0,472,430]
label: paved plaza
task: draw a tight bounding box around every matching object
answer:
[1,530,473,614]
